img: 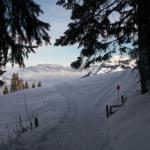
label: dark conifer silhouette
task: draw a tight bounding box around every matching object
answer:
[37,81,42,87]
[25,81,29,89]
[55,0,150,93]
[3,84,9,95]
[0,0,50,67]
[10,73,19,92]
[32,82,35,88]
[10,73,24,92]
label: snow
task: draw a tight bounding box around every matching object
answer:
[1,65,86,89]
[108,93,150,150]
[0,68,150,150]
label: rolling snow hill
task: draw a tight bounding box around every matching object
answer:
[0,68,150,150]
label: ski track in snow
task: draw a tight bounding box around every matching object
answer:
[26,83,108,150]
[6,69,140,150]
[9,81,111,150]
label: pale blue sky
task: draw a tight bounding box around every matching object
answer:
[24,0,80,67]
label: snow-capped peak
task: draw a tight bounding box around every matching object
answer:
[19,64,75,73]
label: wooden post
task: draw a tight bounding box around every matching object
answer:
[121,95,124,106]
[19,115,22,134]
[117,85,120,102]
[106,105,109,118]
[34,117,39,128]
[121,95,127,105]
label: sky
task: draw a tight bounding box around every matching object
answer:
[24,0,80,67]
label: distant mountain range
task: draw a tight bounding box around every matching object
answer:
[18,64,79,74]
[1,56,136,81]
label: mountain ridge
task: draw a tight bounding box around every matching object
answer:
[2,56,136,80]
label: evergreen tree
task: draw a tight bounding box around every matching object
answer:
[3,85,9,95]
[55,0,150,94]
[10,73,24,92]
[0,0,50,67]
[10,73,18,92]
[37,81,42,87]
[18,79,24,90]
[22,83,25,89]
[32,82,35,88]
[25,81,29,89]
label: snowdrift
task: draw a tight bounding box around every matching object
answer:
[0,69,149,150]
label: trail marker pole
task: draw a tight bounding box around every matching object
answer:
[106,105,109,118]
[117,85,120,102]
[34,117,39,128]
[121,95,124,106]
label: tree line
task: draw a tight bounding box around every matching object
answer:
[3,73,42,95]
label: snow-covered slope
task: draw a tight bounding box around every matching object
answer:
[1,68,150,150]
[109,93,150,150]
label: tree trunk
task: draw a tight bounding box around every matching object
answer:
[138,0,150,94]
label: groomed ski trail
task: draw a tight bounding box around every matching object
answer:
[24,83,109,150]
